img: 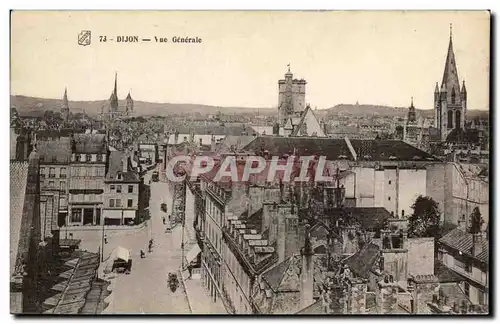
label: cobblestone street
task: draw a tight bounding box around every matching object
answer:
[103,168,191,314]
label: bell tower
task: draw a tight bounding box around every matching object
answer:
[434,24,467,141]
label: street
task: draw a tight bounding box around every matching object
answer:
[103,168,191,314]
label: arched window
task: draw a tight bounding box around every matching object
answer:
[455,110,461,129]
[448,110,453,129]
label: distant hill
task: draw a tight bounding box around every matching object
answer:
[10,95,489,120]
[322,103,489,119]
[10,95,276,118]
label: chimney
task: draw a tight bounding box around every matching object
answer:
[122,153,128,173]
[376,276,399,314]
[248,186,264,219]
[458,215,467,231]
[300,224,314,310]
[276,204,297,263]
[472,233,483,257]
[211,135,216,152]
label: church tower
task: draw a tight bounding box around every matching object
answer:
[434,25,467,141]
[126,91,134,114]
[277,65,307,125]
[109,72,119,112]
[61,87,70,121]
[407,97,416,125]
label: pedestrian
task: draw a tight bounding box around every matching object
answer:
[187,263,193,279]
[104,234,108,244]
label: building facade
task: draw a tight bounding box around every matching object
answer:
[103,151,141,225]
[67,134,107,226]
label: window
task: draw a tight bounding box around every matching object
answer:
[388,197,391,201]
[75,154,81,162]
[110,185,115,191]
[60,167,67,178]
[109,199,115,207]
[128,185,134,193]
[116,199,122,207]
[465,263,472,273]
[49,181,55,188]
[80,168,87,177]
[40,167,45,178]
[117,185,122,193]
[71,208,82,223]
[128,199,133,207]
[97,154,103,162]
[86,154,92,162]
[49,167,56,178]
[60,181,66,191]
[388,180,392,185]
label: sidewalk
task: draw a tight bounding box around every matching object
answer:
[180,269,227,314]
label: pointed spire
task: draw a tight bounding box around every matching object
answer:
[434,82,439,93]
[441,24,460,92]
[61,87,69,110]
[461,80,467,93]
[410,96,414,107]
[126,90,132,99]
[114,72,118,97]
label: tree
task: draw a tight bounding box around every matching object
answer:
[408,195,442,238]
[468,207,484,234]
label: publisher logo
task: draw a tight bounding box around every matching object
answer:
[78,30,91,46]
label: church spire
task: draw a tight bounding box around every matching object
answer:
[114,72,118,97]
[441,23,460,92]
[62,87,69,109]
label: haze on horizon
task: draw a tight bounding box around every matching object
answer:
[11,11,490,111]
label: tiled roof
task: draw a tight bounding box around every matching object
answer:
[106,151,140,182]
[243,137,353,160]
[348,139,438,161]
[296,299,325,314]
[72,134,106,154]
[37,129,74,140]
[37,137,72,163]
[435,260,468,283]
[324,207,391,230]
[10,162,29,277]
[262,257,293,291]
[345,243,380,278]
[217,135,257,154]
[445,128,479,144]
[439,228,488,264]
[174,124,254,136]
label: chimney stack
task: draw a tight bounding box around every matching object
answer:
[211,135,216,152]
[300,224,314,310]
[472,233,483,257]
[458,215,467,231]
[122,152,128,173]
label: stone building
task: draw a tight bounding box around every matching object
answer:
[274,67,326,137]
[67,133,107,226]
[102,150,141,225]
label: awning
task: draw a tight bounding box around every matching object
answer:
[185,244,201,264]
[111,246,130,262]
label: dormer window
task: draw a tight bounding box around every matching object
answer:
[97,154,103,162]
[117,172,122,180]
[75,154,81,162]
[86,154,92,162]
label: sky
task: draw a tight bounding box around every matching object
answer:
[10,11,490,110]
